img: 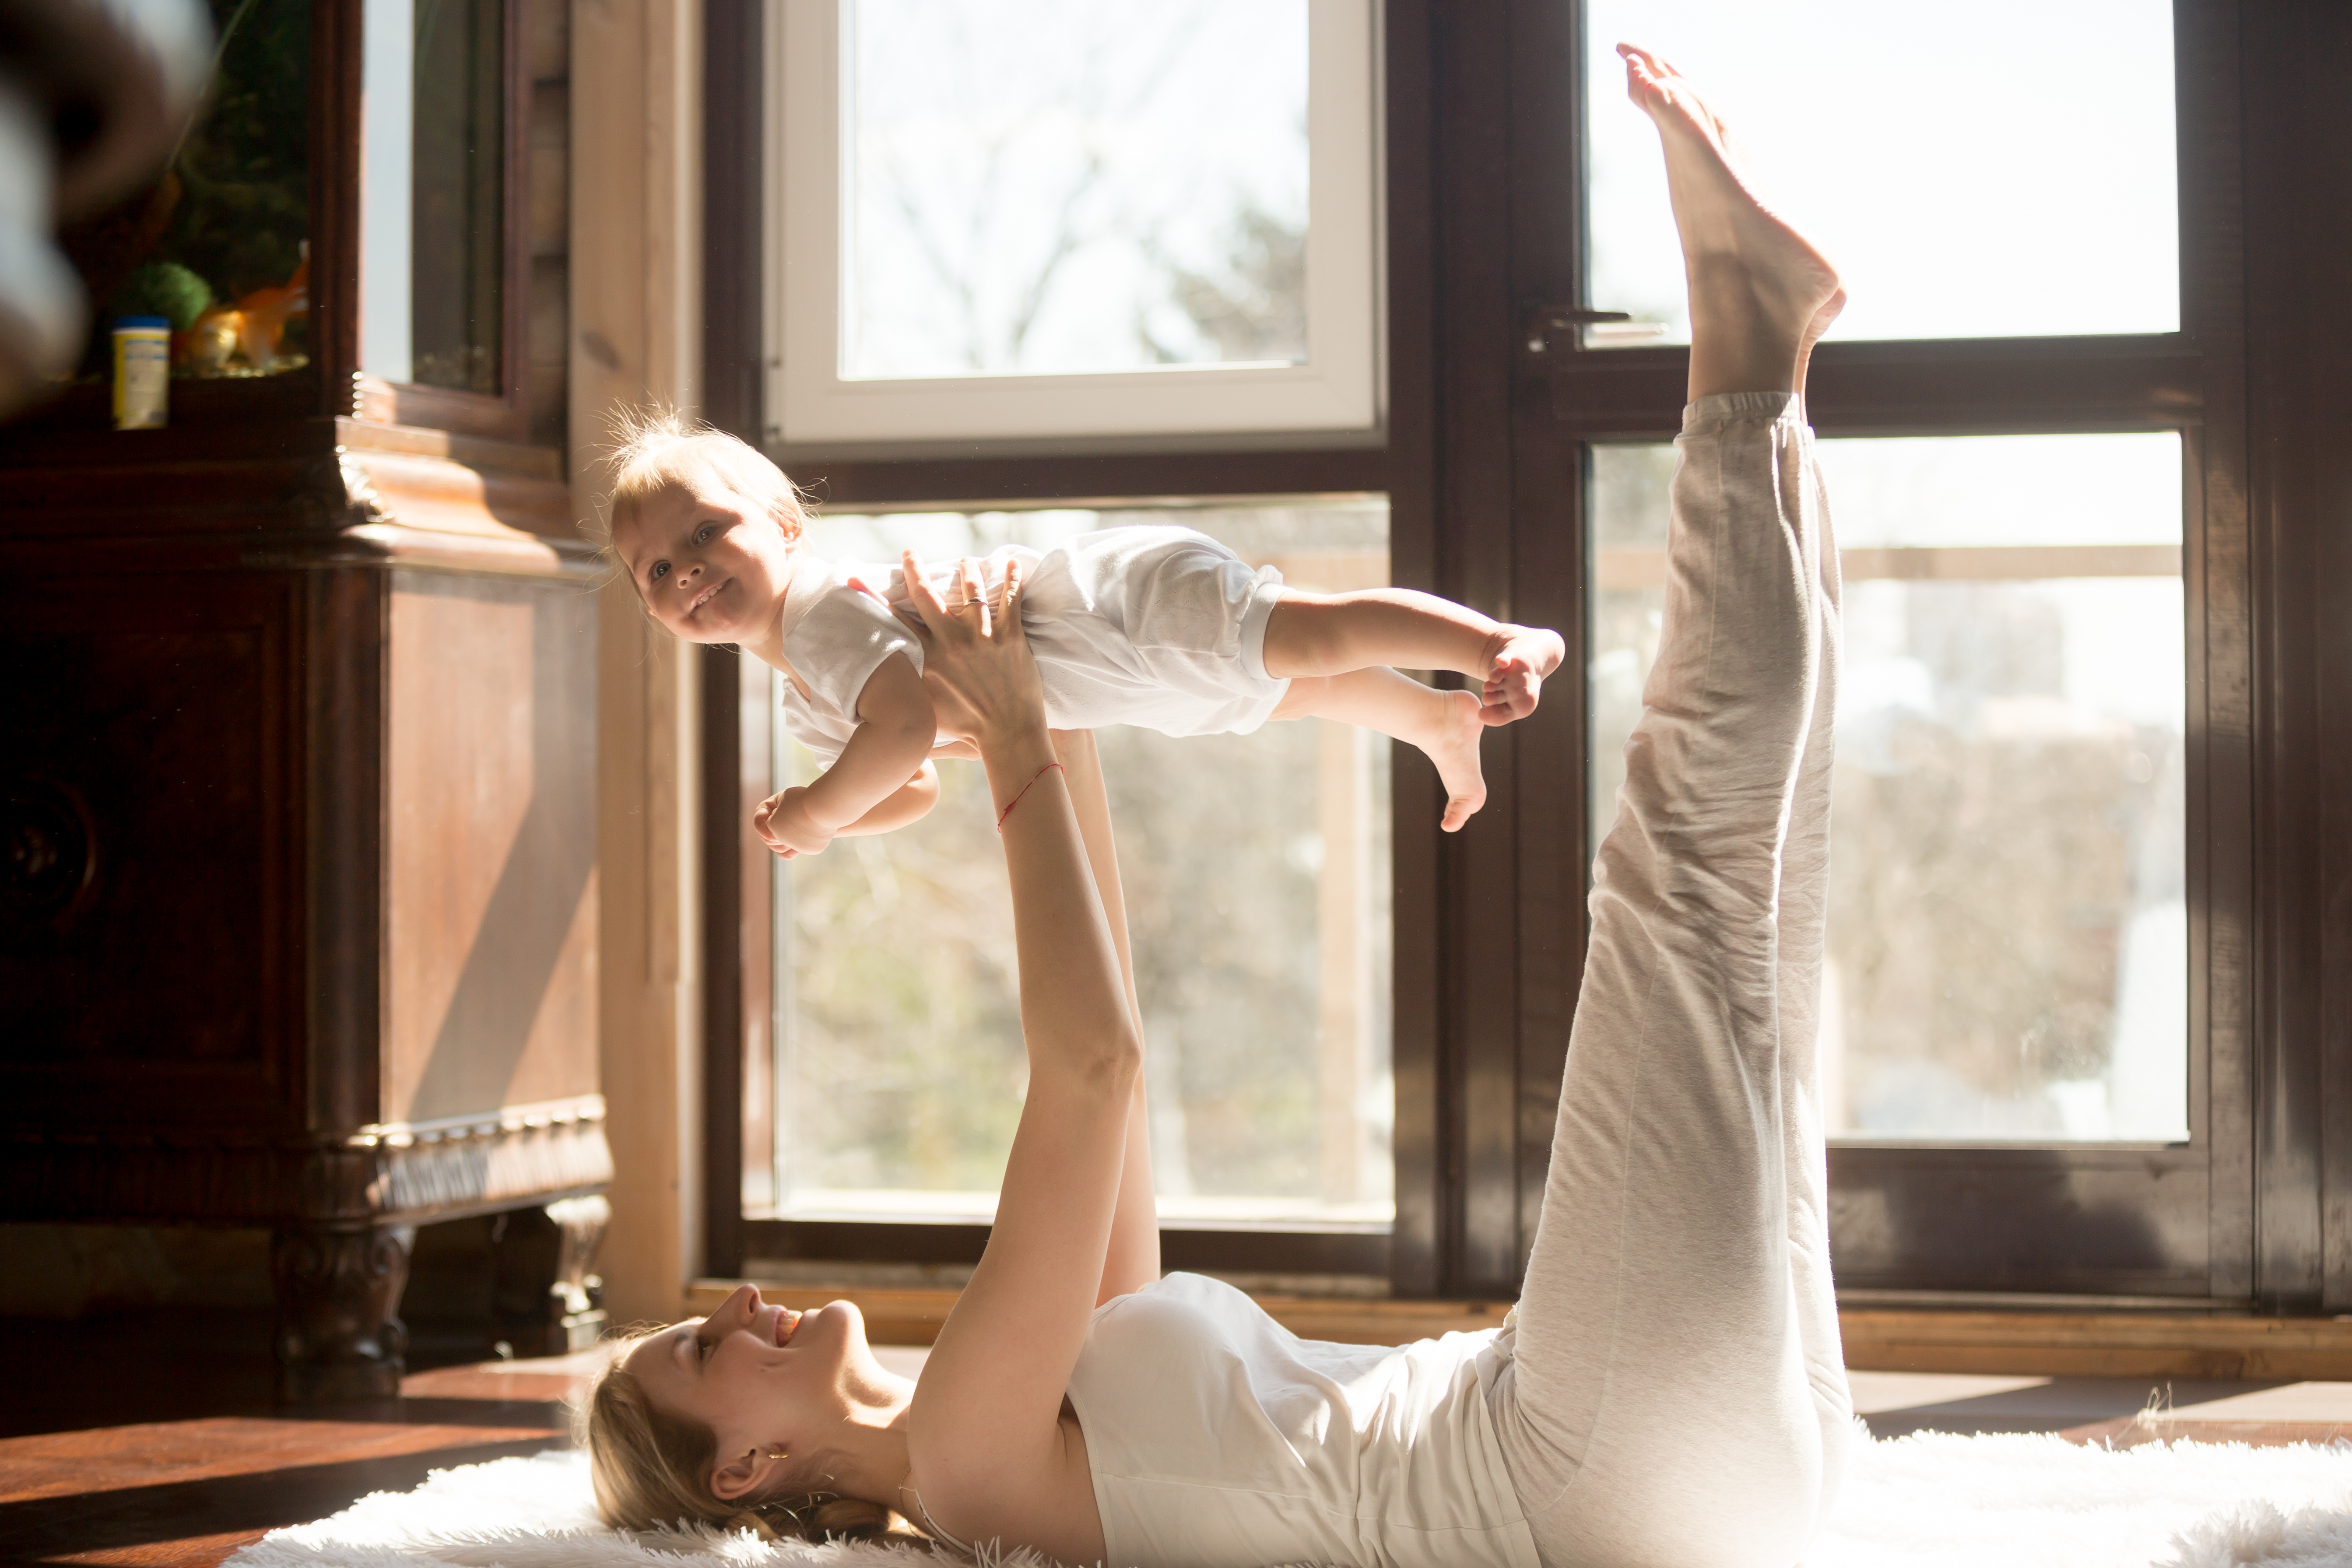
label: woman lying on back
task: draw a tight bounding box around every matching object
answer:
[586,45,1855,1568]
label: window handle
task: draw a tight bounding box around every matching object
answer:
[1523,304,1632,354]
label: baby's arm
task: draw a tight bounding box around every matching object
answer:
[756,760,939,858]
[759,653,937,856]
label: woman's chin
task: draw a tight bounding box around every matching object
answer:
[820,1298,866,1345]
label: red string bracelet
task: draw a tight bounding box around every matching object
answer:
[995,761,1065,833]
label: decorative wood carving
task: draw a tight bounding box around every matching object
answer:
[271,1221,416,1403]
[492,1193,611,1356]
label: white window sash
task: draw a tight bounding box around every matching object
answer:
[767,0,1383,451]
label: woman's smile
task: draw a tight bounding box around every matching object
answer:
[765,1304,804,1347]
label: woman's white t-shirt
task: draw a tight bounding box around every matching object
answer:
[1063,1272,1542,1568]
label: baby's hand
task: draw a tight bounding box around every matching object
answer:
[1479,626,1568,725]
[754,786,835,859]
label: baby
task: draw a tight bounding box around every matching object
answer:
[603,412,1565,858]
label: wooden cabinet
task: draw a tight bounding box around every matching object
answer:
[0,0,602,1401]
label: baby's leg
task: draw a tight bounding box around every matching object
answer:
[1271,669,1488,832]
[1262,589,1566,724]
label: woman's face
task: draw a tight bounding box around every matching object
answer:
[623,1284,871,1489]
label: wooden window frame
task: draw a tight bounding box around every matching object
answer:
[765,0,1383,450]
[702,0,2352,1310]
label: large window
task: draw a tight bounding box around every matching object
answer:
[738,504,1395,1230]
[706,0,2346,1307]
[1529,0,2243,1302]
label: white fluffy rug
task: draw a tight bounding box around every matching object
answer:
[224,1431,2352,1568]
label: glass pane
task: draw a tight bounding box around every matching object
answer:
[843,0,1309,379]
[750,502,1394,1224]
[83,0,310,381]
[1590,434,2187,1141]
[1581,0,2178,345]
[410,0,506,392]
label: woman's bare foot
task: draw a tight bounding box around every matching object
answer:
[1618,43,1844,400]
[1421,688,1489,832]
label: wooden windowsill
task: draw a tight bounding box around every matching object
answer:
[694,1278,2352,1379]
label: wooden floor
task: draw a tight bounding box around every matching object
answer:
[6,1314,2352,1568]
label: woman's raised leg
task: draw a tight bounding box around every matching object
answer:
[1482,46,1850,1568]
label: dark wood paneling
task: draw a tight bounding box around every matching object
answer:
[2174,0,2254,1308]
[701,645,746,1278]
[1829,1147,2215,1298]
[1383,0,1444,1300]
[1503,0,1585,1282]
[384,574,599,1123]
[1431,0,1524,1300]
[2239,0,2352,1313]
[310,0,362,412]
[699,0,760,1282]
[305,564,383,1136]
[702,0,764,446]
[0,577,297,1121]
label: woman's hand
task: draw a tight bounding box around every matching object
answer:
[899,551,1050,757]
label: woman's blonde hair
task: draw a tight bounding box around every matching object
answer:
[595,404,813,557]
[579,1328,932,1547]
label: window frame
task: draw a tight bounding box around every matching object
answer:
[1450,0,2254,1304]
[706,0,2352,1310]
[763,0,1383,453]
[704,0,1408,1289]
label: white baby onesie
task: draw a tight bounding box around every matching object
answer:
[772,525,1292,765]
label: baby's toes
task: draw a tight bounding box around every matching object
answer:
[1480,668,1540,723]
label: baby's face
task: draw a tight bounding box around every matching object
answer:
[615,482,797,645]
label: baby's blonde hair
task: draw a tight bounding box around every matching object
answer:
[597,404,811,558]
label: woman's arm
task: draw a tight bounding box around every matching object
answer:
[1053,729,1162,1303]
[898,557,1134,1557]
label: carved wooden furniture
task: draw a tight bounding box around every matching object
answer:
[0,0,602,1402]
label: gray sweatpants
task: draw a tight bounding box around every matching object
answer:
[1488,393,1854,1568]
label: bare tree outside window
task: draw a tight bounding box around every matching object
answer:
[1580,0,2176,345]
[845,0,1310,379]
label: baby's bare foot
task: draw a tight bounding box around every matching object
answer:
[1619,43,1843,395]
[1479,625,1567,725]
[1422,688,1488,832]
